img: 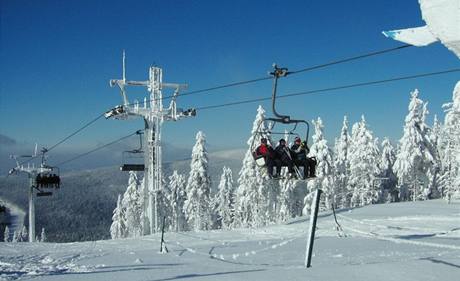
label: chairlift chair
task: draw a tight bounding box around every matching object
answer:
[35,166,61,189]
[251,64,315,180]
[120,150,145,171]
[120,130,145,172]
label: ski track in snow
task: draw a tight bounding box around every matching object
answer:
[169,236,300,266]
[337,214,460,250]
[0,247,104,281]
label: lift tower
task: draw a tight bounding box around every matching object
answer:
[9,147,58,242]
[106,52,195,234]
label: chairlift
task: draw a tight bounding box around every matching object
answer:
[251,64,316,180]
[120,130,145,172]
[35,167,61,189]
[34,148,61,189]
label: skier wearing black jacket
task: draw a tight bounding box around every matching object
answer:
[275,139,295,175]
[291,137,316,178]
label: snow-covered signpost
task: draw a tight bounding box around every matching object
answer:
[305,188,322,268]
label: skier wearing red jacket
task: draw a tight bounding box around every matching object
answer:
[254,138,280,178]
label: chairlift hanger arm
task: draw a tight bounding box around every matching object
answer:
[270,64,292,123]
[267,64,311,142]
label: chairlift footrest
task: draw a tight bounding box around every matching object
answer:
[37,192,53,197]
[120,164,145,171]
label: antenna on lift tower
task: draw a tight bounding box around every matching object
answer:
[8,147,61,242]
[105,50,196,235]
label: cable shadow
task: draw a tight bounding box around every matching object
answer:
[148,269,266,281]
[97,263,183,270]
[420,257,460,269]
[395,234,437,240]
[45,263,183,277]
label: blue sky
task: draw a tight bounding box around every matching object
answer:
[1,0,459,156]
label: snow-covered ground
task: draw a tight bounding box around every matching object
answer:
[0,197,25,241]
[1,199,459,281]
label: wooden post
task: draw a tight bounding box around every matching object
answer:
[305,189,322,268]
[160,216,168,253]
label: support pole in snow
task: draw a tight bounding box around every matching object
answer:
[305,188,322,268]
[160,216,168,253]
[332,203,345,237]
[28,177,35,242]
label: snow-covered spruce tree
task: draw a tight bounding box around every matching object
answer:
[121,172,143,237]
[440,81,460,202]
[157,174,172,231]
[212,167,235,229]
[454,168,460,201]
[40,228,46,242]
[422,103,442,200]
[138,177,148,233]
[234,106,276,227]
[393,89,438,201]
[279,177,305,221]
[260,163,280,226]
[20,225,27,242]
[4,225,9,242]
[379,138,398,202]
[349,116,381,207]
[333,116,351,208]
[431,115,442,155]
[279,131,301,221]
[428,115,443,199]
[184,131,212,231]
[110,194,125,239]
[168,171,187,232]
[12,230,18,243]
[304,118,335,214]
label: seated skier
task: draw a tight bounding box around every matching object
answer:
[275,139,295,177]
[290,137,309,178]
[290,137,317,178]
[304,141,317,178]
[254,137,279,178]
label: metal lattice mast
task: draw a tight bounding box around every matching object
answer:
[107,52,195,234]
[8,150,54,242]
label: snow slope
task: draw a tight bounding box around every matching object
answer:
[1,199,459,281]
[0,197,25,241]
